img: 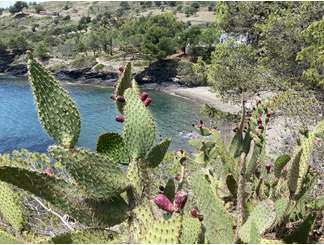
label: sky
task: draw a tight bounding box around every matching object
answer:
[0,0,43,8]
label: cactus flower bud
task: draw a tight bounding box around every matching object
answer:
[144,97,152,107]
[258,125,264,130]
[266,112,271,118]
[174,191,187,211]
[116,95,125,103]
[190,207,199,218]
[266,164,272,173]
[115,115,125,123]
[140,92,149,102]
[154,194,174,213]
[118,66,124,72]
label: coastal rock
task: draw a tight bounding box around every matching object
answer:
[135,59,205,87]
[5,64,27,76]
[0,50,15,73]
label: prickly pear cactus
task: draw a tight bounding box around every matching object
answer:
[0,181,24,232]
[51,229,122,244]
[145,139,171,168]
[27,52,80,148]
[238,199,276,243]
[48,145,128,200]
[190,172,234,244]
[123,88,155,159]
[0,229,21,244]
[96,132,129,165]
[115,62,132,114]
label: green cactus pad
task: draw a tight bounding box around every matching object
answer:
[245,138,264,179]
[51,229,122,244]
[123,88,156,159]
[287,149,303,197]
[145,139,171,168]
[27,57,80,148]
[193,127,212,136]
[163,178,176,202]
[0,229,22,244]
[180,213,202,244]
[249,221,261,244]
[96,132,129,165]
[140,215,182,243]
[229,130,244,158]
[191,172,234,243]
[238,199,276,243]
[115,62,132,114]
[0,165,128,226]
[274,154,291,178]
[0,181,24,232]
[226,174,238,197]
[274,197,289,226]
[295,120,324,195]
[283,213,316,244]
[49,145,128,200]
[127,160,143,198]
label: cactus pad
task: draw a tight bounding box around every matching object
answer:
[274,154,291,178]
[0,181,24,232]
[190,172,234,243]
[0,230,21,244]
[145,139,171,168]
[27,57,80,148]
[287,149,303,197]
[0,165,128,226]
[238,199,276,243]
[51,229,122,244]
[123,88,155,159]
[115,62,132,114]
[49,145,128,200]
[96,132,129,165]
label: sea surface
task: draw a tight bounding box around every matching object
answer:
[0,75,207,153]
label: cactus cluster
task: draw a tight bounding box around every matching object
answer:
[189,96,324,243]
[0,52,322,244]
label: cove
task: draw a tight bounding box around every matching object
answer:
[0,75,206,153]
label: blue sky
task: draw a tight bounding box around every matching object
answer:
[0,0,43,8]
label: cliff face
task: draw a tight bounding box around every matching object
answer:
[0,50,15,73]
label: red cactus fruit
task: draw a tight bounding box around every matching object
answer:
[266,164,272,173]
[258,124,264,130]
[140,92,149,102]
[267,112,271,118]
[190,207,199,218]
[110,94,116,100]
[115,115,125,123]
[118,66,124,72]
[174,191,188,211]
[43,167,53,177]
[154,194,174,213]
[175,174,181,181]
[116,95,125,103]
[144,97,152,107]
[257,117,262,124]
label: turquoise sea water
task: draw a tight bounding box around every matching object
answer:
[0,75,205,153]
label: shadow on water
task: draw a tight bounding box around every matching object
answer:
[0,76,232,154]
